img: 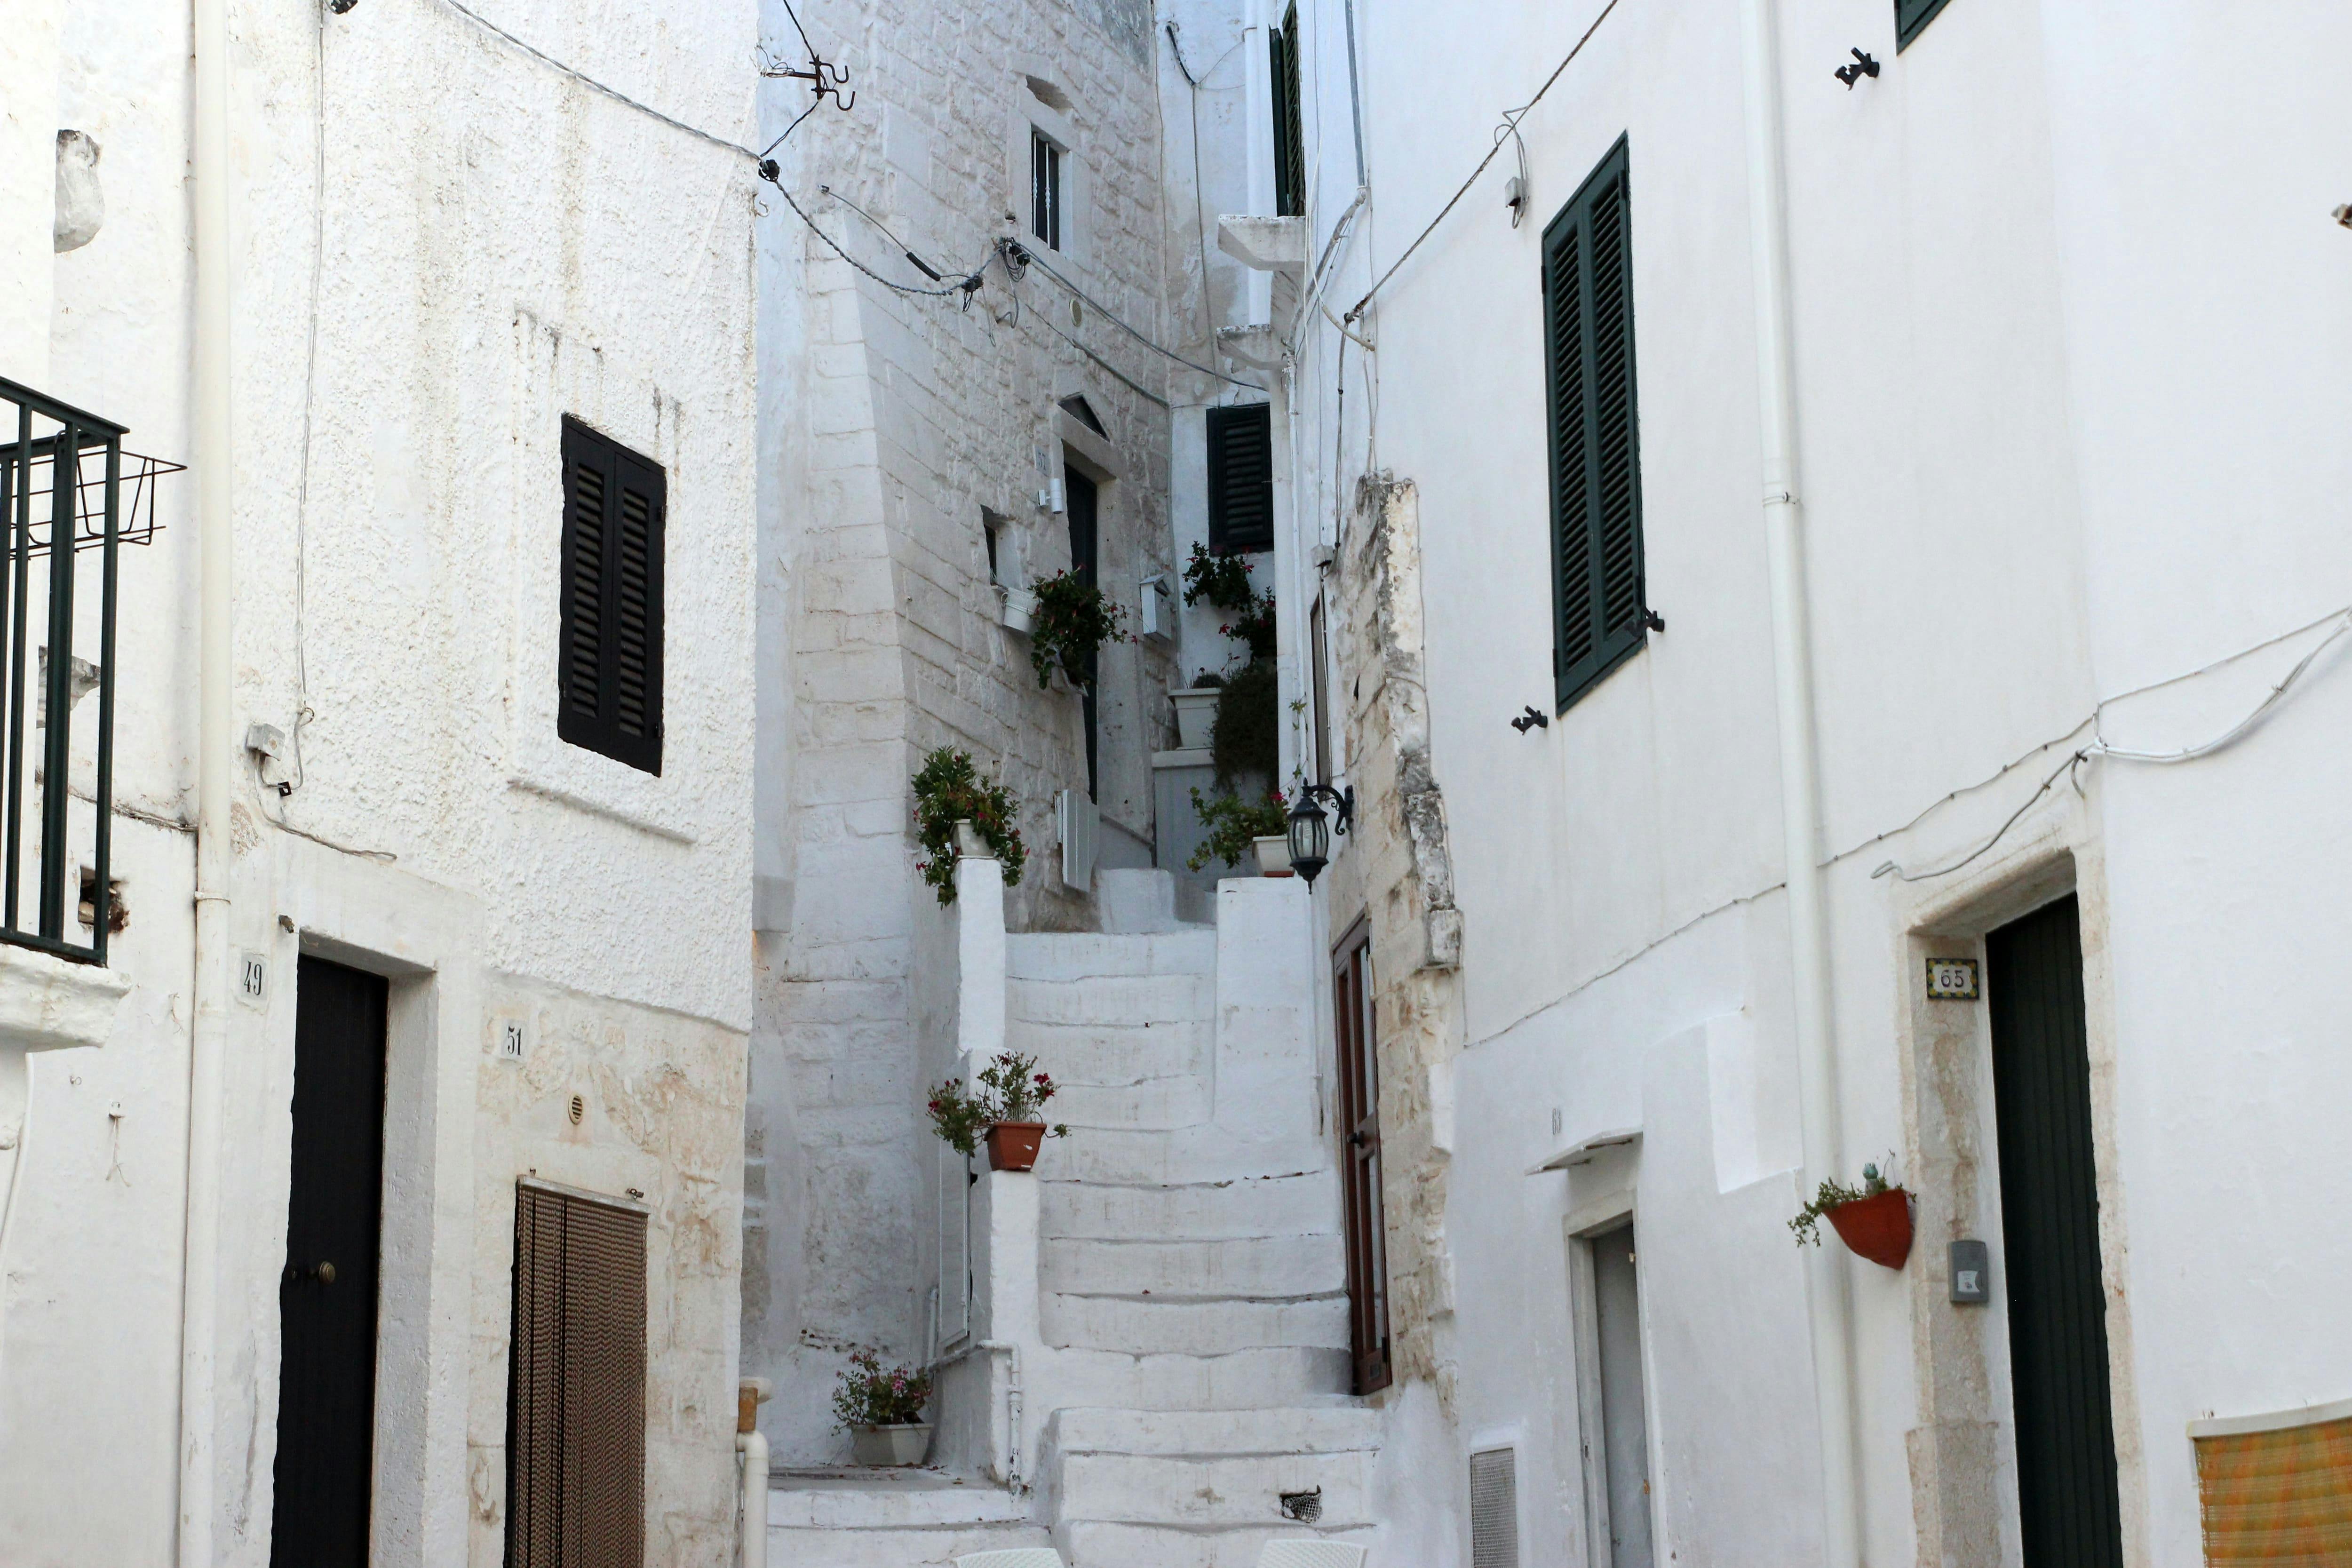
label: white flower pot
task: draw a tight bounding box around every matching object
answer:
[953,820,990,859]
[1169,687,1222,750]
[1254,835,1294,876]
[999,587,1038,634]
[850,1422,934,1467]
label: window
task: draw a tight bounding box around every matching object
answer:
[1896,0,1955,49]
[1269,3,1305,217]
[1542,138,1649,715]
[506,1180,647,1568]
[1206,403,1274,553]
[1030,127,1063,251]
[558,418,664,774]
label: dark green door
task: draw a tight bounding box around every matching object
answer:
[1986,896,2124,1568]
[1065,465,1099,798]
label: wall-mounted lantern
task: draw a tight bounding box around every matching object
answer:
[1286,783,1353,886]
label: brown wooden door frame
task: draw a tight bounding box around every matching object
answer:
[1333,919,1391,1393]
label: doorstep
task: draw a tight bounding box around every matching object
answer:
[768,1466,1030,1529]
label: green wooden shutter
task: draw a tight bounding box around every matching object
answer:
[1543,138,1649,713]
[1206,403,1274,552]
[1270,5,1305,218]
[558,417,665,775]
[1896,0,1954,49]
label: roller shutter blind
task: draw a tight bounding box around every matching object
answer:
[2194,1414,2352,1562]
[558,417,665,774]
[506,1181,647,1568]
[1206,403,1274,553]
[1543,137,1650,715]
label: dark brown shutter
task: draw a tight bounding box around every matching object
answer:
[558,418,665,774]
[506,1181,648,1568]
[1206,403,1274,553]
[1543,137,1649,713]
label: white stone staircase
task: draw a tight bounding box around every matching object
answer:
[771,872,1377,1568]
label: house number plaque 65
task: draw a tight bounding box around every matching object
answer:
[1925,958,1980,1001]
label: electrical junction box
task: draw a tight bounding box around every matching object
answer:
[1139,576,1174,642]
[1950,1239,1991,1304]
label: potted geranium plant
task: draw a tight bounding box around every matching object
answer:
[928,1050,1071,1171]
[1028,569,1128,689]
[1187,787,1293,877]
[911,747,1026,906]
[1789,1158,1913,1269]
[833,1347,935,1466]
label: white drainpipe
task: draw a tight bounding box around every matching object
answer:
[179,0,235,1559]
[976,1339,1023,1489]
[1738,0,1861,1564]
[737,1378,772,1568]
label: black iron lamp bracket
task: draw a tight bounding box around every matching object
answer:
[1511,705,1549,734]
[1297,781,1353,836]
[1835,48,1881,88]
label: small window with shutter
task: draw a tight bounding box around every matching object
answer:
[506,1179,648,1568]
[1206,403,1274,553]
[558,418,664,774]
[1896,0,1954,49]
[1269,3,1305,218]
[1542,137,1650,715]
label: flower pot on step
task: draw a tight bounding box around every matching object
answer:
[850,1423,934,1467]
[953,819,989,859]
[998,587,1037,635]
[1254,835,1294,876]
[985,1121,1048,1171]
[1169,686,1222,750]
[1827,1187,1913,1269]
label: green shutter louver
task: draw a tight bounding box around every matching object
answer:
[1543,137,1650,714]
[1270,5,1305,218]
[1896,0,1955,48]
[558,417,666,775]
[1206,403,1275,552]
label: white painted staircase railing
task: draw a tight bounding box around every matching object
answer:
[771,870,1380,1568]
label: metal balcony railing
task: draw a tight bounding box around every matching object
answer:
[0,377,178,965]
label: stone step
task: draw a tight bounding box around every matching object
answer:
[1006,929,1217,981]
[1048,1118,1330,1188]
[1047,1075,1213,1133]
[1008,972,1215,1029]
[1049,1404,1380,1458]
[1041,1171,1341,1242]
[1042,1290,1351,1357]
[1058,1448,1377,1529]
[1041,1233,1345,1299]
[1041,1345,1351,1411]
[1011,1019,1214,1085]
[764,1474,1048,1568]
[1059,1520,1378,1568]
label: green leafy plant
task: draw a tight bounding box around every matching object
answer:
[831,1348,933,1429]
[926,1051,1071,1155]
[1209,655,1279,787]
[1223,590,1278,663]
[1788,1157,1899,1247]
[1181,541,1258,612]
[1187,786,1290,871]
[911,747,1025,905]
[1029,569,1128,688]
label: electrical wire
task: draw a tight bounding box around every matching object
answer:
[1344,0,1626,323]
[1010,241,1263,390]
[1870,605,2352,882]
[1165,20,1217,351]
[760,167,980,299]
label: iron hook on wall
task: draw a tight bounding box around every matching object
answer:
[1511,706,1550,734]
[1835,48,1882,89]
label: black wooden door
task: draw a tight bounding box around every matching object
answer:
[1986,896,2124,1568]
[1333,923,1391,1393]
[272,956,389,1568]
[1065,464,1100,798]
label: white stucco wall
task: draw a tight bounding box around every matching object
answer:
[1,0,760,1560]
[1276,0,2352,1564]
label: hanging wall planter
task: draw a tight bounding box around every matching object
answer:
[1789,1160,1914,1269]
[1825,1187,1913,1269]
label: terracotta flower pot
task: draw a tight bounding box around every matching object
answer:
[985,1121,1048,1171]
[1827,1187,1913,1269]
[850,1422,933,1466]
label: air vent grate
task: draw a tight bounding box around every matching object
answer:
[1470,1447,1519,1568]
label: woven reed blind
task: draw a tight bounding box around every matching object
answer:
[2195,1415,2352,1564]
[507,1181,647,1568]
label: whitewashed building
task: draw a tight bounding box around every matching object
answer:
[1262,1,2352,1567]
[1,0,760,1562]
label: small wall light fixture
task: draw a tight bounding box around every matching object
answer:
[1286,782,1354,885]
[2335,204,2352,230]
[1835,48,1881,88]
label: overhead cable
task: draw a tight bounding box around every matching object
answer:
[1010,241,1265,390]
[1344,0,1626,324]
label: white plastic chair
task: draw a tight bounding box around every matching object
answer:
[952,1551,1065,1568]
[1256,1543,1368,1568]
